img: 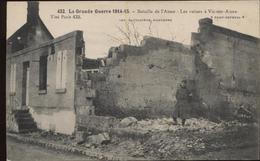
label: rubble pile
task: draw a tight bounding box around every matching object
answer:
[20,117,258,160]
[119,117,138,127]
[143,131,203,159]
[127,117,223,133]
[85,132,111,147]
[140,118,258,159]
[100,139,146,158]
[111,117,258,159]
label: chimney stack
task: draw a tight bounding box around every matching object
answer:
[27,1,39,24]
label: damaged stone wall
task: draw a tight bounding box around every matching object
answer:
[191,18,260,120]
[74,66,120,135]
[92,37,196,118]
[90,18,260,120]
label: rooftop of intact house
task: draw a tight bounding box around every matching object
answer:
[7,1,53,53]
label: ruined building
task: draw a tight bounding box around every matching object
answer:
[192,18,260,120]
[91,18,260,121]
[6,2,260,135]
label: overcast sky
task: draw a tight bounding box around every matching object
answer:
[7,1,259,59]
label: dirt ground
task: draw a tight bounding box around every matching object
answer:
[100,118,259,160]
[7,136,91,161]
[7,118,260,160]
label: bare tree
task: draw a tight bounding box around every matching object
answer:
[107,20,145,46]
[107,21,180,46]
[131,22,141,45]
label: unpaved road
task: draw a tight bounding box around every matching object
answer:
[6,134,259,160]
[193,147,259,160]
[7,136,92,161]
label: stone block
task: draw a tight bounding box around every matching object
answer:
[76,105,95,116]
[119,117,138,127]
[75,131,87,143]
[86,132,110,146]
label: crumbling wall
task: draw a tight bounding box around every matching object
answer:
[74,69,120,135]
[92,18,260,120]
[92,37,196,118]
[192,18,260,120]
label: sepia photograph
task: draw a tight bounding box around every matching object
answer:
[6,1,260,160]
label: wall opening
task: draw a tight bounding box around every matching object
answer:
[22,61,30,106]
[39,55,48,91]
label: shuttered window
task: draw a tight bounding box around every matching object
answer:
[10,63,16,93]
[56,50,67,90]
[61,50,67,89]
[56,51,62,89]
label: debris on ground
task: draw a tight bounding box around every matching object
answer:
[119,117,138,127]
[128,117,223,133]
[19,117,259,160]
[86,132,111,146]
[235,106,257,123]
[75,131,87,144]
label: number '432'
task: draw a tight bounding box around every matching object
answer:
[57,9,65,14]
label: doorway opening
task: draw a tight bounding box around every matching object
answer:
[22,61,30,106]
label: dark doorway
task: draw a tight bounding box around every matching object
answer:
[22,61,30,106]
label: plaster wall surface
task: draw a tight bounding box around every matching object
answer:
[192,19,260,119]
[93,37,196,118]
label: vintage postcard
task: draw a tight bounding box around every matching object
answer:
[6,1,260,160]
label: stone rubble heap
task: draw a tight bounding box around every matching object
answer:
[125,117,224,133]
[17,117,258,160]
